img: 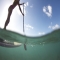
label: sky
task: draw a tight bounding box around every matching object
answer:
[0,0,60,36]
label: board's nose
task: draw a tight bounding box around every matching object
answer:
[0,38,22,48]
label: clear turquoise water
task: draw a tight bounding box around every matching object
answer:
[0,42,60,60]
[0,29,60,60]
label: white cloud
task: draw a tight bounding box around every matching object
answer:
[24,2,29,7]
[38,32,45,36]
[48,26,51,28]
[52,24,60,29]
[48,24,60,30]
[25,24,34,30]
[43,5,52,17]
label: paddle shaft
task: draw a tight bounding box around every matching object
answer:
[23,4,27,50]
[23,4,24,32]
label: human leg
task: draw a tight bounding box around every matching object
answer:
[4,7,13,29]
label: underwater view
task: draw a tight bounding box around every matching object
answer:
[0,28,60,60]
[0,0,60,60]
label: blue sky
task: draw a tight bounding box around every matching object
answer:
[0,0,60,36]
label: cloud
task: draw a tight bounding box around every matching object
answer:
[48,26,51,29]
[38,32,45,36]
[43,5,52,17]
[24,2,29,7]
[48,24,60,30]
[25,24,34,30]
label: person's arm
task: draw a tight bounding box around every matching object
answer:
[18,3,24,16]
[19,3,24,5]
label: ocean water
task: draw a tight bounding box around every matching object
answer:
[0,29,60,60]
[0,42,60,60]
